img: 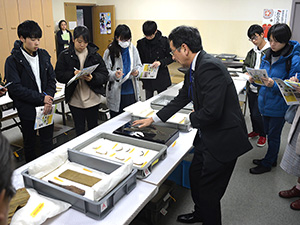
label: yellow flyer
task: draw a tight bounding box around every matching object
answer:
[34,105,56,130]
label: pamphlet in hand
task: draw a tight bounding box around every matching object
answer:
[284,79,300,89]
[274,78,300,105]
[246,67,269,85]
[66,64,99,87]
[34,105,56,130]
[139,64,159,79]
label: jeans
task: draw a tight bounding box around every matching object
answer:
[261,116,285,167]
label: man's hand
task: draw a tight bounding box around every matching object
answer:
[43,103,53,115]
[261,77,274,87]
[132,117,154,128]
[44,95,53,105]
[151,61,161,68]
[0,86,7,96]
[245,72,254,83]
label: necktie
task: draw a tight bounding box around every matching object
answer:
[188,66,194,102]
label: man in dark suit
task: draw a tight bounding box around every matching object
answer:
[133,26,252,225]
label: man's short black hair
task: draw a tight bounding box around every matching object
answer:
[168,26,202,53]
[0,134,14,199]
[17,20,42,39]
[74,26,90,43]
[142,21,157,36]
[267,23,291,44]
[247,24,264,39]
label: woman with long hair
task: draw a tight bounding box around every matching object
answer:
[103,24,142,118]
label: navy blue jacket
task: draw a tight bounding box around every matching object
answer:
[5,40,56,120]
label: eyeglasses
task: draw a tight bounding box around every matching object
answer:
[249,36,259,42]
[170,47,181,56]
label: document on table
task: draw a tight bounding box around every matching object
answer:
[274,78,300,105]
[246,67,269,86]
[67,64,99,87]
[34,105,56,130]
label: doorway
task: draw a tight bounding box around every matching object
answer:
[76,6,93,43]
[64,3,116,56]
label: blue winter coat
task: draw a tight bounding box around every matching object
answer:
[258,40,300,117]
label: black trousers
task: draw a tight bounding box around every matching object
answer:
[247,90,265,137]
[110,94,136,118]
[189,139,237,225]
[145,89,165,100]
[20,119,53,163]
[69,104,99,136]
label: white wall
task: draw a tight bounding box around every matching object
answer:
[97,0,293,21]
[52,0,294,57]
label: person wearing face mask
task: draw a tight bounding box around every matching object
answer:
[56,20,73,58]
[103,24,142,118]
[55,26,108,136]
[249,23,300,174]
[137,21,173,100]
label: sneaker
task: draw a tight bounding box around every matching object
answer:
[257,136,267,147]
[248,131,259,138]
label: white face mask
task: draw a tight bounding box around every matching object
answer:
[118,40,130,48]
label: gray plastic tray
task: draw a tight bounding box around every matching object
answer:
[70,132,168,179]
[22,149,137,220]
[151,95,193,114]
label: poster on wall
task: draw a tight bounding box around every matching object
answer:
[100,12,112,34]
[262,9,288,38]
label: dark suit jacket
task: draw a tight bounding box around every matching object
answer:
[157,50,252,162]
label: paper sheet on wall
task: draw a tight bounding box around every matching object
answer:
[34,105,56,130]
[262,9,288,38]
[68,21,77,30]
